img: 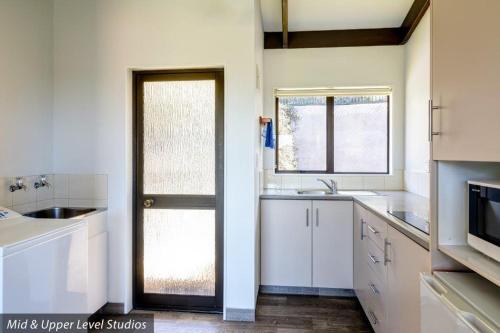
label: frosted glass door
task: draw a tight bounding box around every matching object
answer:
[134,70,224,311]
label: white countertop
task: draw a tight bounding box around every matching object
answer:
[0,216,86,248]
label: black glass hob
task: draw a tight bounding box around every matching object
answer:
[387,210,430,235]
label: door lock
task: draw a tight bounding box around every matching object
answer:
[143,199,155,208]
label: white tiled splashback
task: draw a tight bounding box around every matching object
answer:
[0,174,108,213]
[263,169,404,191]
[404,170,430,198]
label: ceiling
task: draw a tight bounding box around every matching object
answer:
[260,0,415,32]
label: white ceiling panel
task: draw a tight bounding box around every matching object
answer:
[260,0,414,32]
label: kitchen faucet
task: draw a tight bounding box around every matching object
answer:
[9,177,27,192]
[317,178,337,194]
[34,175,51,189]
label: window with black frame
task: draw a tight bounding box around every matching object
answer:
[275,89,390,174]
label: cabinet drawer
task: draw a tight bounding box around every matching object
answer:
[366,238,386,281]
[366,302,386,333]
[364,210,387,251]
[366,263,387,318]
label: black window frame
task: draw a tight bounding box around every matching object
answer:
[275,95,390,175]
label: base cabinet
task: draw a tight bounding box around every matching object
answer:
[261,199,353,289]
[354,203,430,333]
[86,210,108,313]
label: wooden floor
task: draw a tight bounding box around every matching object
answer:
[136,294,373,333]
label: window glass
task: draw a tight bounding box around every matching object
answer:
[333,95,388,173]
[277,96,327,171]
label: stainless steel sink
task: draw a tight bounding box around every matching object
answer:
[24,207,96,219]
[297,190,333,195]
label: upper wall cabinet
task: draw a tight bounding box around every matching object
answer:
[431,0,500,162]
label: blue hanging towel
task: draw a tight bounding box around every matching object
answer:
[264,120,275,149]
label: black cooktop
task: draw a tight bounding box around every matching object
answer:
[387,210,430,235]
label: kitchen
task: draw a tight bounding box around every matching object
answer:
[0,0,499,332]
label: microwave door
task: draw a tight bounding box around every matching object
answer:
[469,185,500,262]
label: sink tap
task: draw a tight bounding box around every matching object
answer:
[9,177,27,192]
[317,178,337,194]
[34,175,51,189]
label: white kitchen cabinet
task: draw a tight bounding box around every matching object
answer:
[353,203,431,333]
[261,199,353,289]
[420,273,499,333]
[2,224,88,313]
[261,200,312,287]
[386,225,430,333]
[88,232,107,313]
[431,0,500,162]
[353,204,365,296]
[86,210,108,313]
[313,200,353,289]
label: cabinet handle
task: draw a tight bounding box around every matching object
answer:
[368,311,378,325]
[316,208,319,227]
[369,283,379,295]
[367,225,379,235]
[306,208,309,227]
[428,99,441,141]
[360,219,366,240]
[384,239,392,266]
[369,253,380,264]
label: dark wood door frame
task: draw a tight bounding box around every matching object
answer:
[132,68,224,312]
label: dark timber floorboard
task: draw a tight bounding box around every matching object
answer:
[133,294,373,333]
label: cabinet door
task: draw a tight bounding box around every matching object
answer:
[88,232,108,313]
[312,200,353,289]
[431,0,500,161]
[386,226,430,333]
[353,204,364,294]
[261,200,312,287]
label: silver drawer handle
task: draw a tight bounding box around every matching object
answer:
[369,254,380,264]
[369,283,379,295]
[368,310,378,325]
[384,239,392,266]
[367,225,379,235]
[306,208,309,227]
[360,219,366,240]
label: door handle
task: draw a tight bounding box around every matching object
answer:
[316,208,319,227]
[384,239,391,266]
[143,199,155,208]
[429,99,441,141]
[306,208,309,227]
[360,219,366,240]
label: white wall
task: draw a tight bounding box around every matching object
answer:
[53,0,261,315]
[404,11,431,198]
[254,0,264,303]
[0,0,53,177]
[263,46,406,191]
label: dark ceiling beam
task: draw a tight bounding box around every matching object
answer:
[264,0,429,49]
[265,28,402,49]
[400,0,430,44]
[281,0,288,48]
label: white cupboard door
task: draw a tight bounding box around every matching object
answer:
[353,204,364,294]
[312,200,353,289]
[431,0,500,161]
[387,226,430,333]
[420,275,474,333]
[88,232,108,313]
[261,200,312,287]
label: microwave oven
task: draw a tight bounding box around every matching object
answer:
[468,180,500,262]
